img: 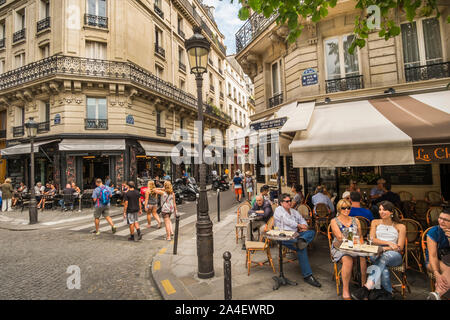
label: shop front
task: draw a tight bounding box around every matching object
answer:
[137,140,179,181]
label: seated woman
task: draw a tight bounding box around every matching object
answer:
[352,201,406,300]
[12,182,27,207]
[426,207,450,300]
[330,199,367,300]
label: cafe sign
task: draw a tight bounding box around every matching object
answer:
[250,117,287,131]
[414,145,450,163]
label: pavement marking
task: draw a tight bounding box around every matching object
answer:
[41,214,95,226]
[153,261,161,271]
[146,213,198,241]
[161,279,176,295]
[159,247,167,254]
[69,215,123,231]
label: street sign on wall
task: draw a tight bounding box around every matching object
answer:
[250,117,287,131]
[302,68,318,86]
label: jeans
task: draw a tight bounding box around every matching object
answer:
[281,230,315,278]
[59,199,73,210]
[1,198,12,211]
[368,250,403,293]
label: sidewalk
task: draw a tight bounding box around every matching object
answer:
[151,204,431,300]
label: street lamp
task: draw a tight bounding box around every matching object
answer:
[25,117,38,224]
[185,26,214,279]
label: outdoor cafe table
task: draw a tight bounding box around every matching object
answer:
[262,230,299,290]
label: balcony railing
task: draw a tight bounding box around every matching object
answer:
[236,12,278,54]
[154,4,164,19]
[0,129,6,138]
[210,85,215,92]
[179,61,186,72]
[268,92,283,108]
[0,38,5,49]
[37,17,51,32]
[84,14,108,29]
[156,126,166,137]
[405,61,450,82]
[220,92,224,99]
[0,0,6,6]
[325,75,364,93]
[85,119,108,130]
[178,28,185,39]
[37,121,50,133]
[13,126,24,137]
[155,44,165,58]
[13,28,26,43]
[0,55,231,124]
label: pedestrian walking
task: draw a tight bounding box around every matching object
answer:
[154,180,177,241]
[1,178,14,212]
[92,178,117,236]
[245,171,254,200]
[144,180,162,229]
[123,181,142,241]
[232,172,243,203]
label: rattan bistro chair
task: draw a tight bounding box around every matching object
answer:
[389,238,411,299]
[245,217,276,276]
[393,207,404,220]
[421,227,436,291]
[298,204,312,226]
[401,218,424,273]
[355,216,371,240]
[426,206,443,228]
[315,203,331,237]
[235,202,251,244]
[327,223,343,295]
[414,200,430,227]
[398,191,414,202]
[425,191,443,206]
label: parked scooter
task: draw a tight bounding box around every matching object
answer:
[174,177,198,202]
[212,174,229,191]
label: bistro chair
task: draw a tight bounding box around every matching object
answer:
[421,227,436,291]
[245,216,276,276]
[62,193,76,212]
[425,191,443,206]
[393,207,404,220]
[298,204,313,227]
[389,237,411,299]
[426,206,443,228]
[42,194,56,210]
[355,216,370,240]
[414,200,430,227]
[398,191,414,202]
[327,223,343,296]
[314,203,330,237]
[235,202,250,244]
[19,193,31,213]
[401,218,424,273]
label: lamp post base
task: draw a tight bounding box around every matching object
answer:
[29,206,38,224]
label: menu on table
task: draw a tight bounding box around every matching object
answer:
[339,241,379,253]
[267,230,296,237]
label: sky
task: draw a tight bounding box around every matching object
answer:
[201,0,244,55]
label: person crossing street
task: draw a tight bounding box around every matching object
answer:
[123,181,143,241]
[92,178,117,236]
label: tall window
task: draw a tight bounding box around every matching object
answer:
[87,97,107,120]
[40,0,50,19]
[271,60,281,96]
[0,21,5,39]
[40,44,50,59]
[155,0,161,8]
[155,64,164,79]
[156,110,161,128]
[324,35,359,80]
[177,15,183,33]
[178,47,184,64]
[15,9,26,31]
[87,0,106,17]
[0,60,4,74]
[15,106,25,126]
[180,117,184,129]
[179,79,185,91]
[401,17,443,68]
[40,101,50,122]
[14,53,25,68]
[155,27,162,47]
[86,41,106,59]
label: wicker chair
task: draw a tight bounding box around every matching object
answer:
[425,191,443,206]
[327,223,342,296]
[414,200,430,227]
[398,191,414,202]
[393,207,404,220]
[354,216,370,240]
[245,217,276,276]
[421,227,436,291]
[389,239,411,299]
[298,204,312,226]
[401,218,424,273]
[314,203,331,236]
[426,207,442,228]
[235,202,251,244]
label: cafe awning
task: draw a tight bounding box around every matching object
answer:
[289,91,450,167]
[58,139,126,151]
[278,101,315,133]
[138,140,180,157]
[1,140,59,156]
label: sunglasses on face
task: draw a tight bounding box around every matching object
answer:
[341,207,351,210]
[283,200,291,203]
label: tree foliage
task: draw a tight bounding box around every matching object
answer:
[234,0,449,54]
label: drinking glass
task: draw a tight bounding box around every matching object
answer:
[368,235,373,246]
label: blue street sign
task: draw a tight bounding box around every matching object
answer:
[302,68,318,86]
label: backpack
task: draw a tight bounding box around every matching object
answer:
[100,186,110,205]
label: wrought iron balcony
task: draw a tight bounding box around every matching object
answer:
[154,4,164,19]
[325,75,364,93]
[37,121,50,133]
[268,92,283,108]
[155,44,165,58]
[210,85,215,92]
[156,126,166,137]
[179,61,186,72]
[13,29,26,43]
[13,126,24,137]
[85,119,108,130]
[178,28,185,39]
[37,17,51,32]
[0,130,6,138]
[84,14,108,29]
[220,92,224,99]
[0,38,5,49]
[405,61,450,82]
[236,12,278,54]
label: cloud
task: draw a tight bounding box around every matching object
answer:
[201,0,244,55]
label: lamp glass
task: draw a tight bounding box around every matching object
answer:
[187,46,208,75]
[25,118,38,138]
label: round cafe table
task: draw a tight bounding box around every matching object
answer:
[263,231,299,290]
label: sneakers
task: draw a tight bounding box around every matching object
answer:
[304,275,321,288]
[128,235,135,241]
[427,292,441,300]
[351,286,370,300]
[111,226,117,234]
[94,231,100,236]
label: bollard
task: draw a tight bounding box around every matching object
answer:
[217,189,221,222]
[223,251,232,300]
[173,212,180,255]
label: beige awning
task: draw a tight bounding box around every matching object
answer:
[279,101,315,133]
[59,139,126,151]
[138,140,178,157]
[1,140,59,156]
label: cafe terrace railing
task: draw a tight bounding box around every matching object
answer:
[0,55,231,124]
[235,12,278,54]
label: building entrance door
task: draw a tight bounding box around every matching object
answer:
[82,156,110,189]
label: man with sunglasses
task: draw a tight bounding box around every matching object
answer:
[273,193,321,288]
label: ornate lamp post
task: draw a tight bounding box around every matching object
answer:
[185,26,214,279]
[25,117,38,224]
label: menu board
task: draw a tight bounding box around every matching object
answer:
[286,156,299,186]
[381,165,432,185]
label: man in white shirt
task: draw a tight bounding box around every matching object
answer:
[274,193,321,288]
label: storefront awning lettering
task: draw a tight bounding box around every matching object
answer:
[1,140,60,156]
[58,139,126,151]
[289,91,450,167]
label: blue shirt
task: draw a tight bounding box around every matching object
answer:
[92,185,112,208]
[274,206,307,232]
[312,192,335,213]
[233,177,242,188]
[350,207,374,221]
[425,225,450,263]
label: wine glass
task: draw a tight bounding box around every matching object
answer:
[368,235,373,246]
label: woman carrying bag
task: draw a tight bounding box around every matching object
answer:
[154,180,177,241]
[144,180,162,229]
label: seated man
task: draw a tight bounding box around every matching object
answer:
[312,185,335,215]
[374,182,401,208]
[250,185,271,206]
[274,193,321,288]
[349,191,374,222]
[59,184,76,211]
[426,207,450,300]
[247,195,273,241]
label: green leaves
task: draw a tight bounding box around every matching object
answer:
[238,6,250,20]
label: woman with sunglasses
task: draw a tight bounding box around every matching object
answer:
[330,199,367,300]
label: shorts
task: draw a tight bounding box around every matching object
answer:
[126,211,139,224]
[162,211,172,218]
[147,204,157,211]
[235,188,242,195]
[94,206,110,219]
[247,187,253,193]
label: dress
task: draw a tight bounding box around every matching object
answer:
[330,217,360,262]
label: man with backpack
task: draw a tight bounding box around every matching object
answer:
[92,178,117,236]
